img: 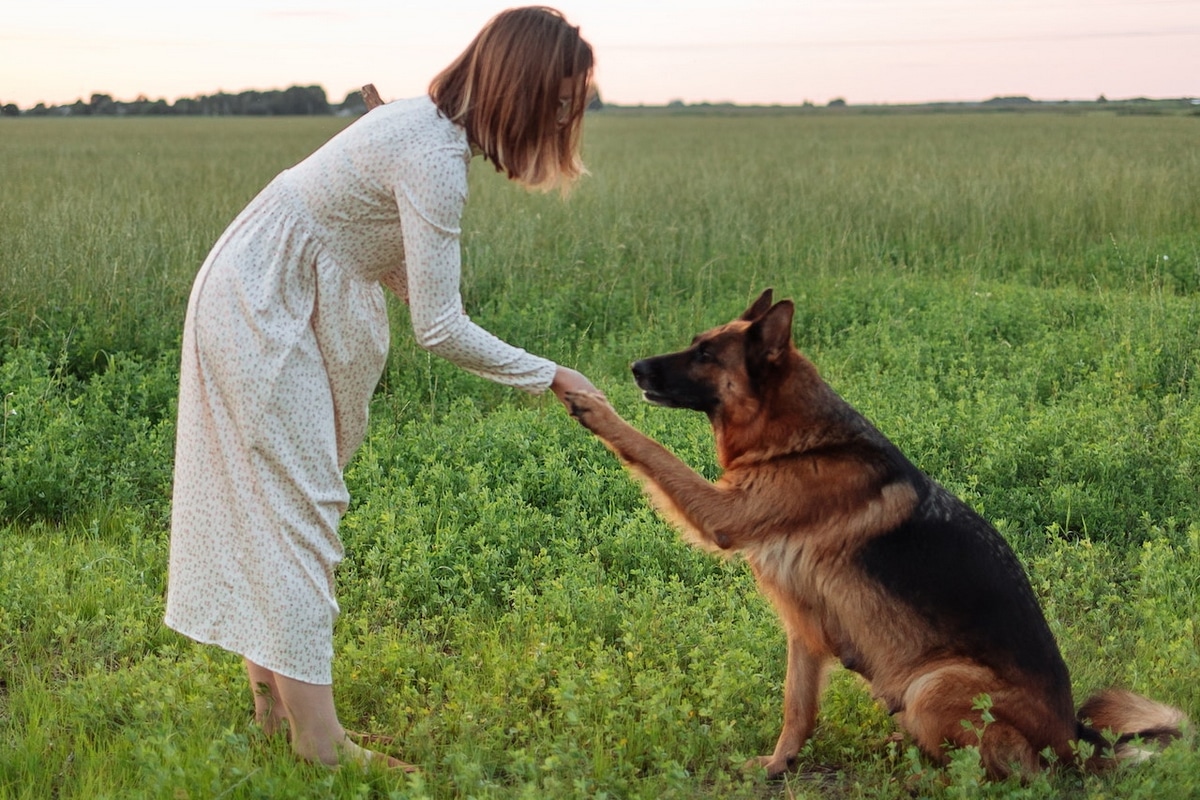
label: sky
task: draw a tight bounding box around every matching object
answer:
[2,0,1198,109]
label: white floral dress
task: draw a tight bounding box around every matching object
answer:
[165,96,557,684]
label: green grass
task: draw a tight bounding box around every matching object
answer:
[1,111,1198,798]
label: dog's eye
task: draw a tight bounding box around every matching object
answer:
[694,346,716,364]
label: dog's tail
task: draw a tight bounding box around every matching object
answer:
[1075,688,1189,770]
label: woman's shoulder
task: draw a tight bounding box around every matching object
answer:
[371,95,467,152]
[299,94,468,202]
[362,97,469,201]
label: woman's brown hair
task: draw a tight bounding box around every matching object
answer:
[429,6,593,194]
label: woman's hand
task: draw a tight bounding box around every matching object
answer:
[550,366,601,407]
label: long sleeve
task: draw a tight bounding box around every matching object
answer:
[393,146,558,394]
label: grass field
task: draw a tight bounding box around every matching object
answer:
[1,110,1199,799]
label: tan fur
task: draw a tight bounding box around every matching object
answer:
[567,290,1187,779]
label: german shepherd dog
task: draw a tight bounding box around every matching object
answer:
[566,290,1186,779]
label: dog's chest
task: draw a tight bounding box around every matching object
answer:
[742,530,852,595]
[742,535,876,662]
[743,536,848,626]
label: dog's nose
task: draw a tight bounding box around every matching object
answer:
[631,360,649,381]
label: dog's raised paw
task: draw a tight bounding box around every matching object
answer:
[564,390,611,424]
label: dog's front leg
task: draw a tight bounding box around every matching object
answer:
[566,390,684,470]
[749,611,829,778]
[566,391,763,548]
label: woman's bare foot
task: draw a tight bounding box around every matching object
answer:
[338,737,418,772]
[243,659,416,771]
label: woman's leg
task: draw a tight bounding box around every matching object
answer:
[245,659,287,736]
[271,672,347,765]
[245,658,414,770]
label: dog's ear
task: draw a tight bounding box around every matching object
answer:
[748,300,795,365]
[739,289,774,321]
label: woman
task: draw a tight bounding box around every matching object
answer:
[165,6,597,769]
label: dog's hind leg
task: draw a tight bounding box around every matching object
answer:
[899,663,1042,780]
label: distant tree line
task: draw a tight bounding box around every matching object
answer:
[0,85,367,117]
[3,87,1190,119]
[1,85,610,118]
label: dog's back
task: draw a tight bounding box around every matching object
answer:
[855,458,1074,714]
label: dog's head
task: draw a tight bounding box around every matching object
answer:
[631,289,797,419]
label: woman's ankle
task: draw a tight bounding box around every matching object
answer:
[253,710,288,738]
[290,727,348,766]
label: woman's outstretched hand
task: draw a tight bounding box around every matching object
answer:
[550,366,601,408]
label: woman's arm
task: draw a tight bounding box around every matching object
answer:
[394,149,558,393]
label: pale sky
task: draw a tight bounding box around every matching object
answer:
[2,1,1198,109]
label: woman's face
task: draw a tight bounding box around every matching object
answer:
[557,77,576,126]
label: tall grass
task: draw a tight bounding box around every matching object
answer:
[1,111,1198,798]
[0,118,336,366]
